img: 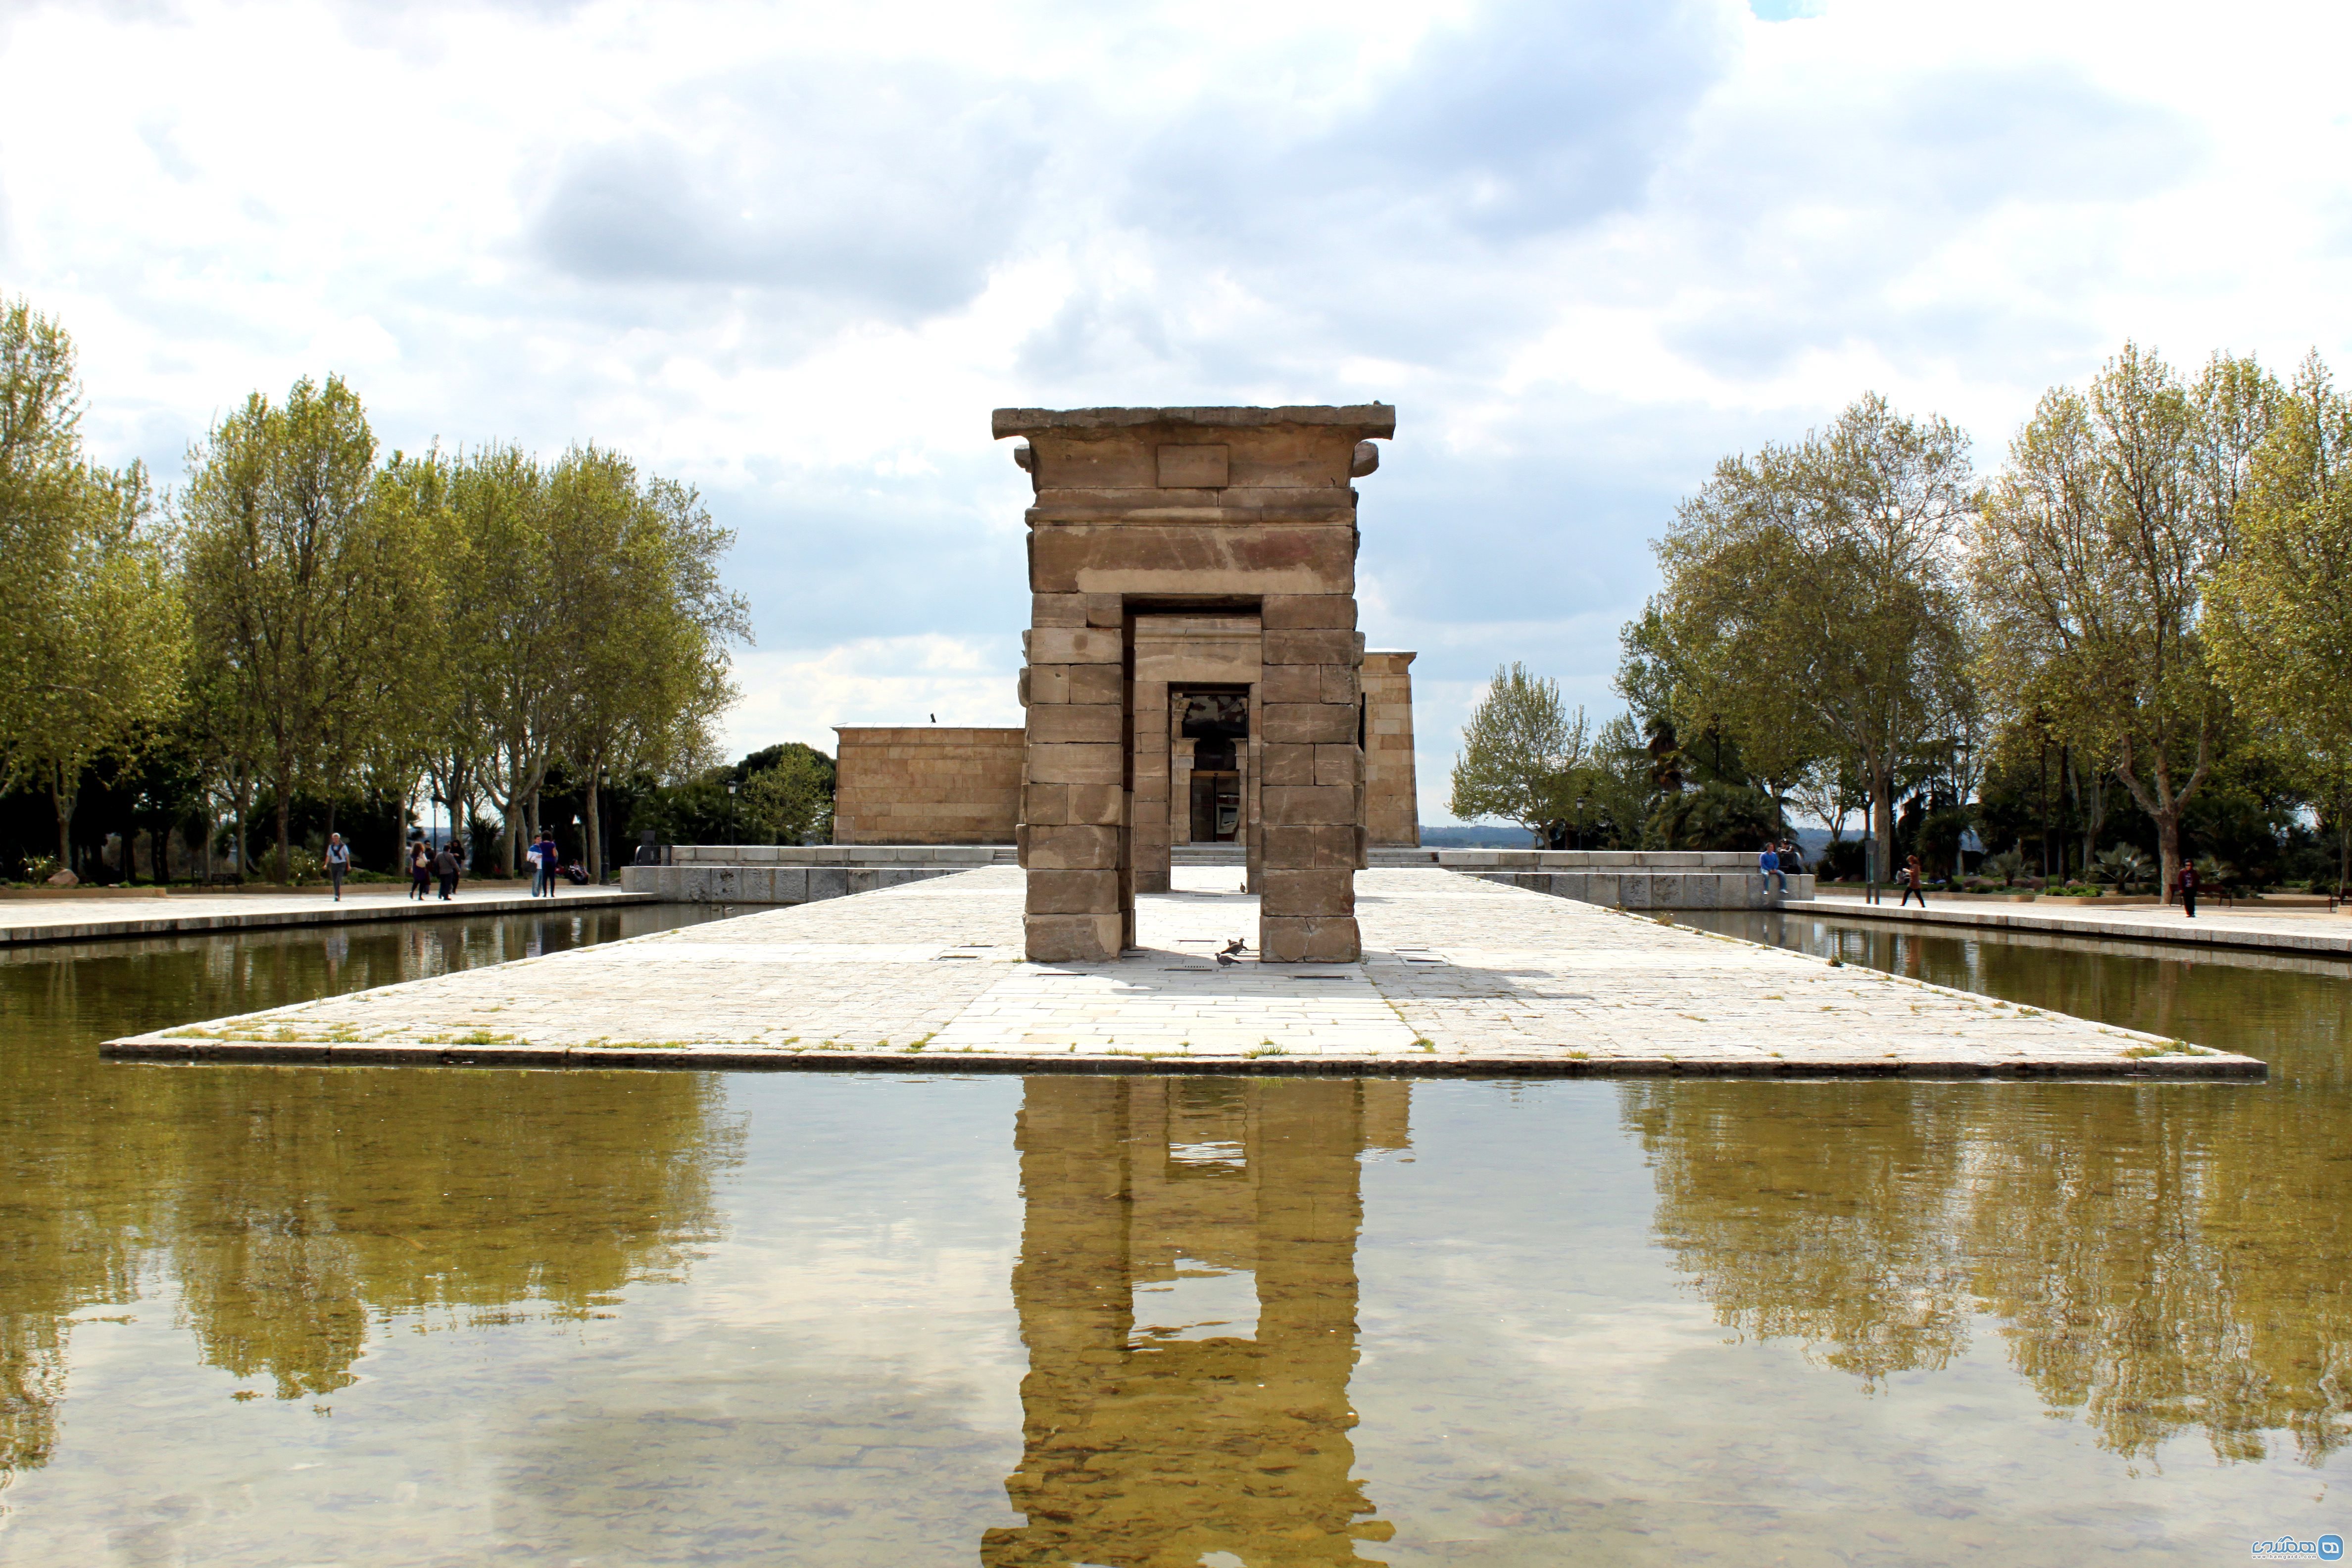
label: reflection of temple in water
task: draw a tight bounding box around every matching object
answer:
[983,1077,1406,1568]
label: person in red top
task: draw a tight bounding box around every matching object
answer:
[1899,854,1926,908]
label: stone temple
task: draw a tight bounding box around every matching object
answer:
[826,404,1418,967]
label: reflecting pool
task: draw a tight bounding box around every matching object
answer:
[1,906,2348,1564]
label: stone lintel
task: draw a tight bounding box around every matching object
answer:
[994,405,1396,440]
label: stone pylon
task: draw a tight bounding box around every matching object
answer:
[998,404,1393,964]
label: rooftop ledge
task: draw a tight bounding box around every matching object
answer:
[992,404,1396,440]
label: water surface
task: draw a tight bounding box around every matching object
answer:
[2,905,2348,1565]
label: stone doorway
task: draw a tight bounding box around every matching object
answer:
[1175,690,1249,845]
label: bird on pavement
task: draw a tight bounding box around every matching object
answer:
[1220,937,1247,956]
[1215,949,1238,968]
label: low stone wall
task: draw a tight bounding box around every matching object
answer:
[626,844,1808,910]
[664,845,1015,867]
[1368,847,1814,908]
[620,863,980,905]
[624,844,1015,902]
[1471,870,1815,910]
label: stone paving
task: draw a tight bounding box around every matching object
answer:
[102,868,2261,1078]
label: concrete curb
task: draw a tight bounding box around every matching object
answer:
[3,891,664,948]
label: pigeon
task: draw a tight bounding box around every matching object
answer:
[1220,937,1248,956]
[1215,949,1238,968]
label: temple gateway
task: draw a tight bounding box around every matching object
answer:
[827,404,1419,966]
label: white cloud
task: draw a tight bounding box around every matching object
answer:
[5,0,2349,824]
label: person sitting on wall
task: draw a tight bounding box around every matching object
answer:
[1758,842,1783,897]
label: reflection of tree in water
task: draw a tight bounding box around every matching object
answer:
[2,960,736,1486]
[164,1068,739,1401]
[1625,1081,2352,1464]
[984,1076,1406,1568]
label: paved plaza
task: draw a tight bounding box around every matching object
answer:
[104,868,2259,1078]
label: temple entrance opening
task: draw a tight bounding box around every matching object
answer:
[1176,689,1250,843]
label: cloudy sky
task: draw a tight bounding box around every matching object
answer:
[5,0,2347,824]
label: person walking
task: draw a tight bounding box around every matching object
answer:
[1758,842,1782,898]
[535,830,561,897]
[323,833,352,902]
[2178,858,2199,919]
[407,838,432,901]
[1899,853,1927,908]
[433,841,460,902]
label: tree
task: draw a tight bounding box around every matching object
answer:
[742,744,835,845]
[2207,352,2352,894]
[1637,393,1976,882]
[1447,664,1588,839]
[181,376,425,882]
[0,298,185,868]
[442,444,571,876]
[1973,346,2279,899]
[552,447,746,879]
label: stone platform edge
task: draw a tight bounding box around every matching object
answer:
[98,1038,2265,1080]
[3,891,664,947]
[1786,897,2352,958]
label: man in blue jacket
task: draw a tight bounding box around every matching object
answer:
[1759,842,1782,898]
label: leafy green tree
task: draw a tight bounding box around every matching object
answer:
[180,375,428,881]
[1973,346,2280,898]
[441,443,563,875]
[2207,352,2352,893]
[743,744,835,845]
[553,447,746,877]
[1635,393,1976,882]
[0,298,186,868]
[1446,663,1589,839]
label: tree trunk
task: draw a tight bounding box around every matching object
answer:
[585,769,602,882]
[2154,809,2183,904]
[275,789,294,885]
[49,762,73,869]
[1869,760,1894,903]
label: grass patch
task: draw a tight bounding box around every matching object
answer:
[168,1021,362,1044]
[1244,1045,1288,1059]
[424,1029,527,1047]
[2122,1040,2214,1059]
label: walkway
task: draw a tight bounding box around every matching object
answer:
[1794,891,2352,958]
[105,868,2258,1078]
[4,883,657,945]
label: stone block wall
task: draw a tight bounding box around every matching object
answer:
[832,727,1022,844]
[1360,651,1419,847]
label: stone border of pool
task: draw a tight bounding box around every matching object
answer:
[100,1039,2264,1079]
[1784,896,2352,959]
[3,888,663,946]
